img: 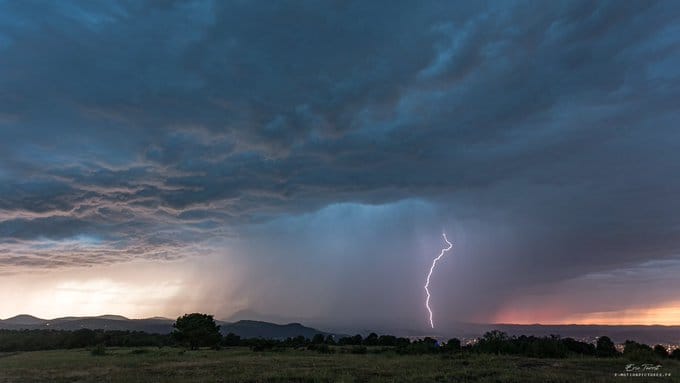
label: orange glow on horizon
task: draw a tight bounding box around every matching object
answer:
[494,303,680,326]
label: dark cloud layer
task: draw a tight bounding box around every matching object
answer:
[1,1,679,325]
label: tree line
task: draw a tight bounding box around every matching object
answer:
[1,313,679,361]
[0,329,172,351]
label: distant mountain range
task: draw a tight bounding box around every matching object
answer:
[2,315,679,345]
[0,315,331,339]
[0,314,175,334]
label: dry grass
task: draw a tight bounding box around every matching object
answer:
[0,347,678,382]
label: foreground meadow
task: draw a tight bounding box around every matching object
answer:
[0,347,678,383]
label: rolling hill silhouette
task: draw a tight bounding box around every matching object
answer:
[0,315,331,339]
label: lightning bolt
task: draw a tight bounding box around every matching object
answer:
[424,232,453,329]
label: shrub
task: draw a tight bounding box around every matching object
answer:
[671,348,680,360]
[222,333,241,347]
[653,345,668,358]
[445,338,461,352]
[623,340,654,362]
[596,336,618,357]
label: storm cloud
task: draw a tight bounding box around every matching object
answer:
[1,1,679,327]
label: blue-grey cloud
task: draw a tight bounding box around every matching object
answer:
[1,0,679,324]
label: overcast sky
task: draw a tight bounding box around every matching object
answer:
[1,1,679,330]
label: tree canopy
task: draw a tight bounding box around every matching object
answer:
[172,313,221,350]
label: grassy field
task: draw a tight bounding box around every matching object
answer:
[0,347,678,383]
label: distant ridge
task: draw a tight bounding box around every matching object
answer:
[4,315,678,344]
[226,309,305,325]
[219,320,329,339]
[0,315,173,334]
[0,315,332,339]
[95,315,130,321]
[2,315,47,326]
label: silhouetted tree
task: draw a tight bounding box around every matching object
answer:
[222,332,241,347]
[623,340,658,362]
[654,344,668,358]
[312,333,325,344]
[445,338,461,352]
[596,336,618,357]
[325,335,336,345]
[526,335,567,358]
[671,348,680,360]
[394,337,439,355]
[340,334,363,345]
[562,337,595,355]
[363,332,379,346]
[377,335,397,346]
[395,337,411,347]
[467,333,573,358]
[172,313,221,350]
[624,340,651,354]
[478,330,509,355]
